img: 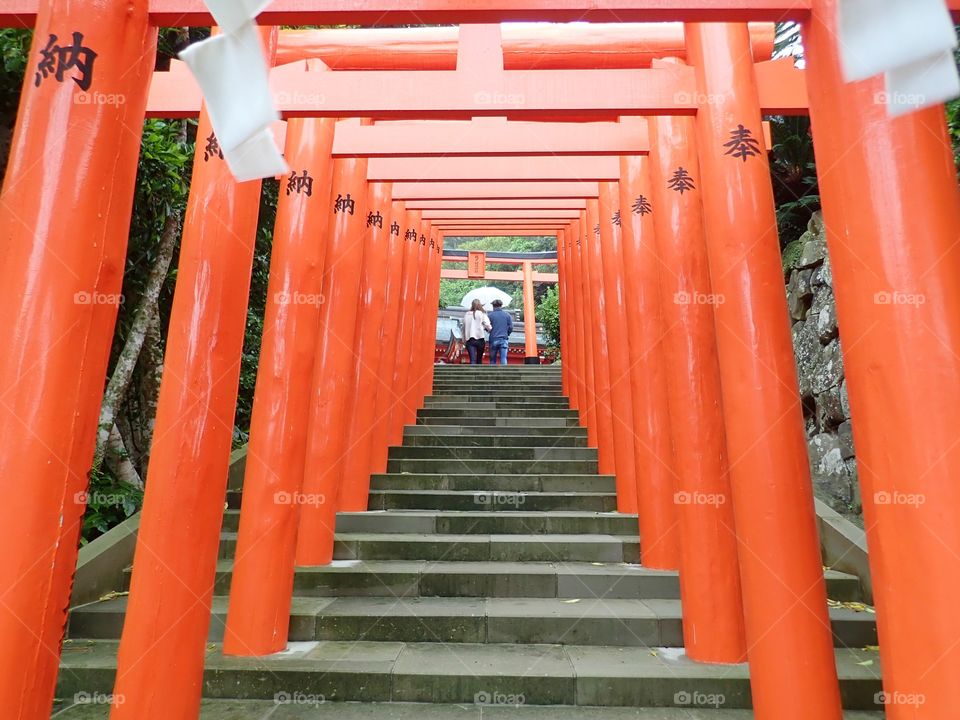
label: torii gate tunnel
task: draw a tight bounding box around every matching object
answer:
[1,2,960,719]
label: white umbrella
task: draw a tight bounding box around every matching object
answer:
[460,287,512,311]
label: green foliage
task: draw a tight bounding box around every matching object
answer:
[769,115,820,247]
[82,468,143,544]
[537,285,561,349]
[235,179,278,447]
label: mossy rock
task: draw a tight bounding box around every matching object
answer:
[782,239,805,274]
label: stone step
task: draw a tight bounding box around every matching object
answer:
[370,473,616,492]
[430,390,566,398]
[417,417,580,428]
[68,596,876,649]
[403,433,588,448]
[220,510,636,535]
[337,511,638,536]
[430,384,564,391]
[386,459,599,475]
[423,401,572,410]
[388,446,597,461]
[368,490,618,513]
[404,424,587,437]
[44,699,890,719]
[55,640,883,709]
[417,408,578,419]
[164,560,861,601]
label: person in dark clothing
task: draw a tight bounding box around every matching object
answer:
[487,299,514,365]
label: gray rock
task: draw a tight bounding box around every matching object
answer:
[808,211,825,236]
[820,251,833,286]
[816,386,846,431]
[838,420,855,459]
[811,338,844,394]
[816,302,839,343]
[791,321,820,398]
[786,270,814,321]
[796,233,828,269]
[840,380,851,418]
[810,286,834,319]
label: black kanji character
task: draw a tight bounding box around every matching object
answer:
[668,167,697,194]
[632,195,654,215]
[334,193,356,215]
[35,32,98,92]
[723,125,762,162]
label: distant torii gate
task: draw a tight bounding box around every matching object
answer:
[0,5,959,720]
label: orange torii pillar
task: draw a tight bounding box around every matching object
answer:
[686,22,841,717]
[402,220,430,412]
[573,212,599,445]
[566,218,588,424]
[646,109,747,662]
[521,260,540,363]
[597,182,639,514]
[584,198,618,478]
[296,132,370,566]
[388,209,425,443]
[339,181,394,512]
[0,2,155,714]
[370,199,408,472]
[222,117,337,655]
[618,157,680,568]
[805,0,960,714]
[112,37,277,713]
[556,229,576,405]
[420,231,445,386]
[413,223,439,400]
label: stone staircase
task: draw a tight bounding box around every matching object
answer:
[55,365,884,718]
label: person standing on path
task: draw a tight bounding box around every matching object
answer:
[463,299,492,364]
[487,299,514,365]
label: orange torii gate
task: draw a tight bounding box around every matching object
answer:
[0,3,959,720]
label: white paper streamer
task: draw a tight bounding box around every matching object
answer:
[179,23,278,153]
[886,50,960,117]
[838,0,959,116]
[178,2,288,181]
[224,127,289,183]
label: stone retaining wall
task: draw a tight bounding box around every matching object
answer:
[783,212,861,522]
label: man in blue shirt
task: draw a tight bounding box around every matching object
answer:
[487,299,514,365]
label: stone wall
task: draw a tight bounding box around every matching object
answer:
[783,212,861,521]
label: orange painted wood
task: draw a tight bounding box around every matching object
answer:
[339,181,395,512]
[369,200,408,473]
[334,119,649,156]
[441,269,558,282]
[276,23,774,69]
[617,154,681,569]
[367,155,621,182]
[1,0,819,27]
[422,209,582,219]
[295,137,371,566]
[521,261,540,359]
[806,0,960,715]
[393,182,599,199]
[223,117,337,656]
[439,229,565,236]
[646,109,747,663]
[410,199,587,209]
[687,21,841,717]
[0,2,155,715]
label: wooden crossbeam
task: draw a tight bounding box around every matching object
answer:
[1,0,819,28]
[368,156,620,182]
[393,182,599,199]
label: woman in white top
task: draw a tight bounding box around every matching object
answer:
[463,299,492,364]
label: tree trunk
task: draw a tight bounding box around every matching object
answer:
[92,210,181,472]
[104,423,144,490]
